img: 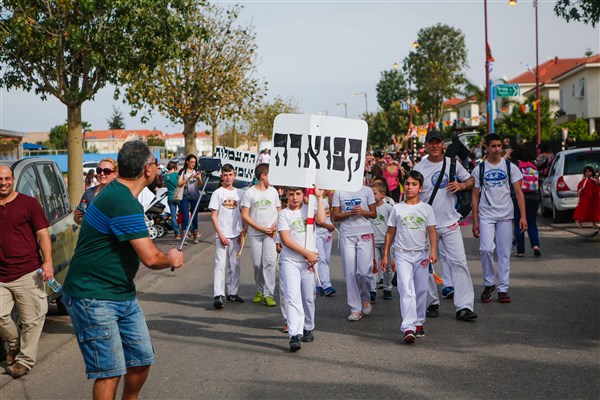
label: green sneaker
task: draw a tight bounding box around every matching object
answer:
[263,295,277,307]
[252,291,263,303]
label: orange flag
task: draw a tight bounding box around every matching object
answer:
[486,43,495,62]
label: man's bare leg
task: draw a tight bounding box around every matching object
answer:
[122,365,150,400]
[93,376,121,400]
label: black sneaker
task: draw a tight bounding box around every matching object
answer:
[456,308,478,321]
[227,294,244,303]
[213,295,224,309]
[481,285,496,303]
[426,304,439,318]
[383,290,392,300]
[498,292,512,303]
[370,291,377,302]
[301,329,314,342]
[289,335,302,352]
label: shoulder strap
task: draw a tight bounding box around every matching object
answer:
[449,158,457,183]
[479,161,485,190]
[428,157,446,205]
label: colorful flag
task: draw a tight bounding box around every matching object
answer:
[521,62,534,74]
[400,100,409,111]
[414,105,420,114]
[486,43,495,62]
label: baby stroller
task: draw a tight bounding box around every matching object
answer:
[143,190,169,240]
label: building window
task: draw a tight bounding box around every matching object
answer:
[559,89,564,110]
[575,77,585,98]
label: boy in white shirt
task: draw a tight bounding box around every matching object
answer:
[241,163,281,307]
[315,190,336,297]
[369,182,394,300]
[278,187,326,352]
[472,134,527,304]
[209,164,246,309]
[382,170,438,344]
[331,186,377,321]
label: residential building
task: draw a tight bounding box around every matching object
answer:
[83,129,163,153]
[0,129,26,160]
[164,131,212,156]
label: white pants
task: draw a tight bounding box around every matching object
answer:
[427,224,475,311]
[316,234,333,289]
[340,234,374,313]
[371,242,393,291]
[249,234,277,297]
[214,235,242,297]
[280,258,316,338]
[277,257,286,324]
[395,249,429,332]
[480,219,513,292]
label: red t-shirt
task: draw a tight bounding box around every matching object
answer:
[0,193,50,282]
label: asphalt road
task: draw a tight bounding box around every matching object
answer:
[1,213,598,399]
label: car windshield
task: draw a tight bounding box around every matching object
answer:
[564,151,600,175]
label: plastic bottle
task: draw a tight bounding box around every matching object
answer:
[79,198,87,212]
[36,268,62,292]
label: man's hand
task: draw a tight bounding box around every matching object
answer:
[446,181,463,194]
[40,261,54,281]
[429,252,438,265]
[74,209,84,224]
[167,248,184,269]
[519,217,528,233]
[472,221,480,238]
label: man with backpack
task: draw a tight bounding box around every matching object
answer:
[472,134,527,304]
[413,130,478,321]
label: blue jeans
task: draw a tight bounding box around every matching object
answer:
[513,196,540,254]
[179,197,199,234]
[62,292,154,379]
[167,200,180,235]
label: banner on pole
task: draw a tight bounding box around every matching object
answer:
[213,146,258,182]
[269,114,368,192]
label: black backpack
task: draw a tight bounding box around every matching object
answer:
[449,158,472,218]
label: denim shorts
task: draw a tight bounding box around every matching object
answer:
[62,292,154,379]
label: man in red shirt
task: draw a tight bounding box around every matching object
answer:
[0,164,53,379]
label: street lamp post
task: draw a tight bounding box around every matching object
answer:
[355,92,368,116]
[484,0,491,135]
[337,102,348,118]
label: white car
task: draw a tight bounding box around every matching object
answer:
[82,161,99,176]
[540,147,600,223]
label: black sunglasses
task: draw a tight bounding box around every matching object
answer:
[96,167,115,175]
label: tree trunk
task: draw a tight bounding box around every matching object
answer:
[67,104,83,207]
[183,119,197,156]
[211,121,219,154]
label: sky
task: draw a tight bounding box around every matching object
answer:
[0,0,598,135]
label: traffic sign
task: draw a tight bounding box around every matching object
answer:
[495,84,520,97]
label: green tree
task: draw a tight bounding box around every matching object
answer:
[554,0,599,27]
[0,0,193,204]
[125,3,263,156]
[376,68,407,112]
[246,96,300,152]
[107,106,126,130]
[49,124,68,150]
[556,118,598,141]
[495,97,555,141]
[407,24,468,124]
[147,135,165,147]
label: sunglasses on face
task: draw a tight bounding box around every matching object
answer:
[96,167,115,175]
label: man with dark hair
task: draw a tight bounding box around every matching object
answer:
[62,140,184,399]
[0,164,53,379]
[370,150,385,183]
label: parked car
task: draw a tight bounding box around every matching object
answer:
[540,147,600,223]
[198,174,250,211]
[5,158,80,314]
[82,160,99,176]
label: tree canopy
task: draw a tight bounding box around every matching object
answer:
[554,0,599,27]
[107,106,126,130]
[246,96,300,152]
[376,68,407,112]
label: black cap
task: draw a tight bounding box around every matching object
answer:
[425,130,443,142]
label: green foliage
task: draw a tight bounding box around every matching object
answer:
[554,0,599,27]
[147,135,165,147]
[495,97,555,141]
[246,96,300,150]
[376,68,407,112]
[556,118,598,141]
[107,106,126,130]
[49,124,68,150]
[367,101,410,150]
[407,24,468,123]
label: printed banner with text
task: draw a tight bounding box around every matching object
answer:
[213,146,258,182]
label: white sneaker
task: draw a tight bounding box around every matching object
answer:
[362,302,372,316]
[347,312,362,321]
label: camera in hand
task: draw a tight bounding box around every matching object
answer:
[196,157,222,173]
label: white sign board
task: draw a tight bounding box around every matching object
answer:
[213,146,258,182]
[269,114,368,192]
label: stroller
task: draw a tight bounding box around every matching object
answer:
[143,190,169,240]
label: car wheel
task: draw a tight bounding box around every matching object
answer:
[56,296,69,315]
[552,203,572,223]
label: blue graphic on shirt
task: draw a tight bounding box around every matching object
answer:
[343,198,362,212]
[484,168,508,188]
[431,171,449,189]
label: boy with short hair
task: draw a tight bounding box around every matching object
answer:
[315,190,336,297]
[241,163,281,307]
[209,164,246,309]
[382,170,438,344]
[278,187,326,352]
[370,182,394,300]
[472,134,527,303]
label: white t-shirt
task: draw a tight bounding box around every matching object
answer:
[413,156,470,227]
[472,159,523,221]
[315,198,332,237]
[371,202,394,244]
[332,186,376,237]
[387,201,437,252]
[258,153,271,164]
[208,186,244,238]
[277,205,315,262]
[241,186,281,236]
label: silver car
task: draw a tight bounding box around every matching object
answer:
[540,147,600,223]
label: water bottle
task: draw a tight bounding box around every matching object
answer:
[36,269,62,292]
[78,198,87,213]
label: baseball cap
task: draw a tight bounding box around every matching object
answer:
[425,130,443,142]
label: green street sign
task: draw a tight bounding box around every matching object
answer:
[495,84,520,97]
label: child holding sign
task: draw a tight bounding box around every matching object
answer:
[382,171,438,344]
[331,186,377,321]
[278,187,326,352]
